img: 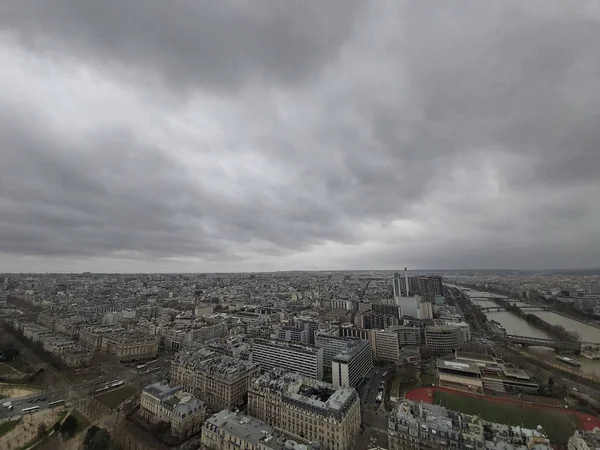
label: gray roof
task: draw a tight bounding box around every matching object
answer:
[206,410,275,445]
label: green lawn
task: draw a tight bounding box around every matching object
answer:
[433,391,580,445]
[69,409,90,434]
[0,419,20,437]
[95,386,136,409]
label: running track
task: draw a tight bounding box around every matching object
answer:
[405,386,600,431]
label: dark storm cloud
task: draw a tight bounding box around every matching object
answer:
[1,0,361,92]
[1,0,600,270]
[0,104,359,261]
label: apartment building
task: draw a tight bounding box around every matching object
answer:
[37,312,56,330]
[54,315,89,337]
[140,381,205,440]
[79,325,124,350]
[332,340,373,388]
[252,339,324,381]
[201,410,299,450]
[20,322,93,367]
[164,323,228,352]
[424,326,463,356]
[170,349,259,411]
[101,330,159,362]
[248,369,361,450]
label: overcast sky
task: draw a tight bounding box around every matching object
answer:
[1,1,599,273]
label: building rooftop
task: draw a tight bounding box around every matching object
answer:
[173,349,258,380]
[143,381,204,415]
[252,369,358,419]
[143,381,181,400]
[254,338,322,354]
[437,359,481,375]
[206,410,277,446]
[332,339,370,362]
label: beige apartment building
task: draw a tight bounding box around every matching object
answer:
[248,368,361,450]
[79,325,123,350]
[100,330,159,362]
[141,381,205,440]
[170,349,260,411]
[37,312,56,330]
[201,410,296,450]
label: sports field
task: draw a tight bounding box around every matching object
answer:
[433,390,579,445]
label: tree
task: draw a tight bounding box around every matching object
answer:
[60,414,79,437]
[84,426,110,450]
[37,423,47,438]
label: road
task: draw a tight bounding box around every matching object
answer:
[0,358,165,422]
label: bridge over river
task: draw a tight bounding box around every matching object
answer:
[478,305,551,312]
[486,333,600,352]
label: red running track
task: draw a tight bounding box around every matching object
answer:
[405,386,600,431]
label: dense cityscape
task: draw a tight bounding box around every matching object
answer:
[2,1,600,450]
[1,270,600,449]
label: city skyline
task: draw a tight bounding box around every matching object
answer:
[2,1,600,273]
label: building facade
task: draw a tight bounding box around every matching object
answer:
[141,382,205,440]
[332,340,373,388]
[170,349,259,411]
[248,369,361,450]
[201,410,296,450]
[100,330,159,362]
[252,339,324,381]
[424,326,463,356]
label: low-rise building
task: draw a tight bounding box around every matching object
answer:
[140,381,205,440]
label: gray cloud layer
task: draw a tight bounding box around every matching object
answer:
[1,0,599,271]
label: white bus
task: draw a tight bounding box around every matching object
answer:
[48,400,66,408]
[22,406,40,413]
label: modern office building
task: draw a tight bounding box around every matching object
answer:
[418,301,434,320]
[248,369,361,450]
[332,340,373,388]
[395,326,422,347]
[170,349,260,411]
[372,303,403,319]
[339,327,400,363]
[374,330,401,363]
[252,339,324,381]
[140,382,205,440]
[444,321,471,342]
[315,334,365,367]
[354,310,400,329]
[424,326,463,356]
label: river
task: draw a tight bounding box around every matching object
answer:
[450,285,600,375]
